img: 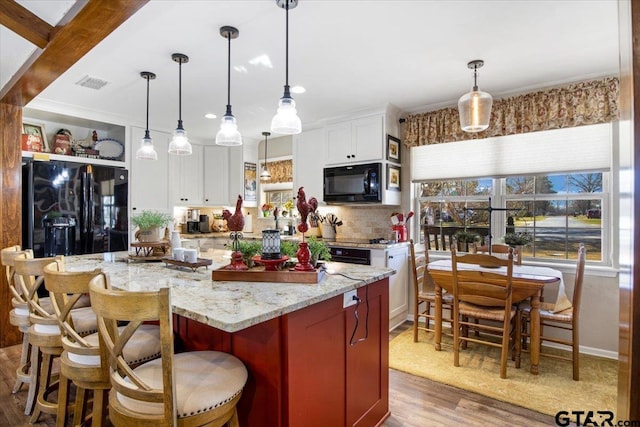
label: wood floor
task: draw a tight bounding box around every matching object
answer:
[0,322,557,427]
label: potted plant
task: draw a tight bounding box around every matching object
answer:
[306,236,331,267]
[235,240,262,268]
[454,230,481,252]
[131,210,172,242]
[280,240,298,268]
[504,232,533,247]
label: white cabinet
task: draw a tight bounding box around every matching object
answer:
[325,115,384,165]
[371,245,409,331]
[203,146,230,206]
[293,128,325,201]
[130,126,169,213]
[168,144,204,206]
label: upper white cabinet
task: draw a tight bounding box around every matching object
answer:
[130,127,170,213]
[203,146,230,206]
[293,128,325,201]
[325,114,384,165]
[168,144,204,206]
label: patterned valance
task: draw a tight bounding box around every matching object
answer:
[403,77,619,147]
[262,159,293,184]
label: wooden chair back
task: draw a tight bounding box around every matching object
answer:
[43,261,102,356]
[451,247,514,308]
[89,274,177,426]
[14,256,63,325]
[571,244,586,318]
[1,247,34,306]
[472,243,522,265]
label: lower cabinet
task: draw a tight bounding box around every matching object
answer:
[372,246,409,330]
[174,278,389,427]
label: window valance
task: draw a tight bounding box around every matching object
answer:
[261,159,293,184]
[403,77,619,147]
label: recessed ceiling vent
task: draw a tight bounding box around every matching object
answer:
[75,75,108,90]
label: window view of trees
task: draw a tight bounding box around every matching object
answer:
[417,172,605,263]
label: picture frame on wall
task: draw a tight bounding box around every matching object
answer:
[387,164,401,191]
[22,121,49,153]
[244,162,257,202]
[386,134,401,163]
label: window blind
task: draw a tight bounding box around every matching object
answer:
[410,123,612,182]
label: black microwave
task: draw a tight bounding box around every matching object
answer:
[323,162,382,203]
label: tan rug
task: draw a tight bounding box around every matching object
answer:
[389,328,617,417]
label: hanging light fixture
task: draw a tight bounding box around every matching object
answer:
[271,0,301,135]
[458,59,493,133]
[260,132,272,181]
[168,53,192,155]
[136,71,158,160]
[216,26,242,146]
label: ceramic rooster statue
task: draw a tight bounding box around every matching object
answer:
[296,187,318,234]
[222,195,245,231]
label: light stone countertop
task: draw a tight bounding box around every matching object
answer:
[63,250,395,333]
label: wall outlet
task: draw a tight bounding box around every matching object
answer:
[343,289,358,308]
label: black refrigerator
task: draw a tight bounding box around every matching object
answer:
[22,159,129,258]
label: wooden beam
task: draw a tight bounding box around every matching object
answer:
[0,0,149,107]
[0,0,53,49]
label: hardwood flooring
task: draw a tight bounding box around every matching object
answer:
[0,322,557,426]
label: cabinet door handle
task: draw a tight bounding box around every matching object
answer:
[132,207,137,211]
[388,255,394,259]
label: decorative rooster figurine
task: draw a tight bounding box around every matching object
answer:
[222,195,245,231]
[296,187,318,234]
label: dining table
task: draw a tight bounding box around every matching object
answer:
[427,259,565,375]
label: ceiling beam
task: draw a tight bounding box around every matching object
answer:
[0,0,53,48]
[0,0,149,107]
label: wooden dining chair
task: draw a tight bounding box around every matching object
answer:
[1,246,36,411]
[451,246,520,379]
[410,240,453,342]
[89,273,248,427]
[472,243,522,265]
[44,264,162,427]
[517,243,586,380]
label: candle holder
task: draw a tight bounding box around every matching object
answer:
[224,231,248,270]
[261,229,281,260]
[294,241,315,271]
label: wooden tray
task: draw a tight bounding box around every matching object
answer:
[211,266,325,284]
[128,254,165,262]
[162,257,213,272]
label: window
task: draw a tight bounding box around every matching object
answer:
[416,172,607,264]
[263,189,294,214]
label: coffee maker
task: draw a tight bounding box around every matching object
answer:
[199,214,210,233]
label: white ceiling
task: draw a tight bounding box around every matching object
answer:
[1,0,621,143]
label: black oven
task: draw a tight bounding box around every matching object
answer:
[329,247,371,265]
[323,162,381,204]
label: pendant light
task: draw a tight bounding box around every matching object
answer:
[260,131,272,181]
[216,26,242,146]
[168,53,192,155]
[458,59,493,133]
[271,0,301,135]
[136,71,158,160]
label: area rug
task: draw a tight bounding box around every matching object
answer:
[389,328,617,418]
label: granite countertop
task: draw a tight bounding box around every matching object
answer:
[63,250,394,333]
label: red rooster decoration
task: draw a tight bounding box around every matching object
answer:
[222,195,245,231]
[296,187,318,234]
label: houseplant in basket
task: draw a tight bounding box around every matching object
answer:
[503,232,533,247]
[132,210,172,242]
[453,229,481,252]
[306,236,331,268]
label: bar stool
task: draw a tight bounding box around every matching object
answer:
[1,246,36,413]
[14,255,98,423]
[44,264,161,427]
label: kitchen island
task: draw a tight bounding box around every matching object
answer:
[64,250,394,427]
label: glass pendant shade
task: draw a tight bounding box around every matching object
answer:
[458,90,493,132]
[260,166,271,181]
[271,96,301,135]
[216,113,242,146]
[168,127,192,155]
[136,71,158,160]
[136,133,158,160]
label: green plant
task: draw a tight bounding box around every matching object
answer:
[454,230,481,243]
[306,236,331,265]
[504,232,533,246]
[280,240,298,258]
[131,210,172,230]
[236,240,262,264]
